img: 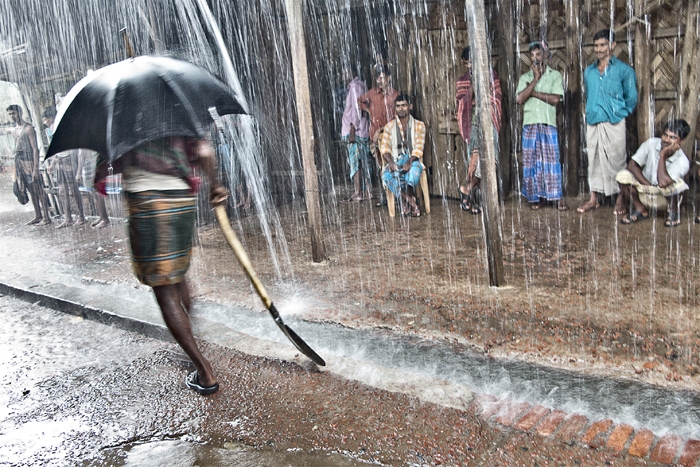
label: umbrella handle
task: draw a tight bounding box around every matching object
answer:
[214,205,272,309]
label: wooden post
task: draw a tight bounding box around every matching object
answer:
[495,0,514,196]
[285,0,326,262]
[634,0,652,142]
[677,0,700,157]
[465,0,505,287]
[563,0,581,196]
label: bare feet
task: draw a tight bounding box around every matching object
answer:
[613,202,627,215]
[557,200,569,211]
[92,220,110,229]
[91,218,102,227]
[76,217,87,226]
[530,200,542,210]
[576,199,599,213]
[56,220,74,229]
[26,217,42,225]
[38,218,52,226]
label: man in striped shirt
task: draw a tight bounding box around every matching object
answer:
[379,94,426,217]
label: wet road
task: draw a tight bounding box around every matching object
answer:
[0,293,670,466]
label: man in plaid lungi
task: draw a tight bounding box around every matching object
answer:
[615,120,690,227]
[516,41,568,211]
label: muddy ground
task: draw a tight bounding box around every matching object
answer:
[2,170,700,392]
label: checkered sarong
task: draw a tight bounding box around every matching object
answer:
[126,190,196,287]
[343,135,373,181]
[521,124,563,202]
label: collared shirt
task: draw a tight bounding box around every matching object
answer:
[584,55,637,125]
[516,66,564,127]
[379,116,426,161]
[631,137,689,185]
[341,77,369,138]
[358,86,399,141]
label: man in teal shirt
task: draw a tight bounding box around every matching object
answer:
[577,29,637,214]
[516,41,567,211]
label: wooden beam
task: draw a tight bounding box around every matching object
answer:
[495,0,514,196]
[634,0,652,142]
[285,0,327,262]
[677,0,700,158]
[563,0,582,196]
[465,0,505,287]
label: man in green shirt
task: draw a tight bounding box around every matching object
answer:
[516,41,567,210]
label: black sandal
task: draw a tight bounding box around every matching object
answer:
[470,187,482,215]
[459,189,471,212]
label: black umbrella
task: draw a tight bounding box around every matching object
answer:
[45,56,246,161]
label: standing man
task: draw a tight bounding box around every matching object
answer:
[516,41,568,211]
[577,29,638,214]
[358,66,399,207]
[455,46,502,214]
[340,64,371,202]
[44,109,87,228]
[380,94,426,217]
[7,105,52,225]
[94,137,228,395]
[615,119,690,227]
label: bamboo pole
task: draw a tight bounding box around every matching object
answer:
[634,0,652,143]
[465,0,505,287]
[284,0,326,262]
[677,0,700,158]
[564,0,581,196]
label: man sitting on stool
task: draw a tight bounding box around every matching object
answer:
[615,119,690,227]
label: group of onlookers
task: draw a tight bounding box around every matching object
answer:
[7,104,110,228]
[339,29,695,227]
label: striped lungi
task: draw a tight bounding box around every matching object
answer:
[586,120,626,196]
[126,190,196,287]
[521,124,563,203]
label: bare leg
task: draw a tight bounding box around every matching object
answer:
[56,179,74,228]
[153,283,216,388]
[34,183,52,225]
[26,181,43,225]
[92,194,111,228]
[71,180,86,224]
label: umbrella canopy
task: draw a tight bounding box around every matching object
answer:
[46,56,246,162]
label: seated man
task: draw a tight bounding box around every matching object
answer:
[615,119,690,227]
[379,94,426,217]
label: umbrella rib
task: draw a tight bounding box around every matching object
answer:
[159,73,204,138]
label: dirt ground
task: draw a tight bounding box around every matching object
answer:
[3,169,700,393]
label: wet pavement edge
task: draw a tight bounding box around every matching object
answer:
[2,270,700,466]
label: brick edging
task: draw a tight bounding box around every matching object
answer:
[468,394,700,466]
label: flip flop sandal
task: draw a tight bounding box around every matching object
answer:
[411,204,421,217]
[620,210,650,224]
[459,189,471,212]
[186,370,219,396]
[664,211,681,227]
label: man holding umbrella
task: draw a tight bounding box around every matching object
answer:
[95,136,228,395]
[47,57,245,396]
[49,56,324,394]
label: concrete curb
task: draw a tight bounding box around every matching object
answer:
[1,271,698,465]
